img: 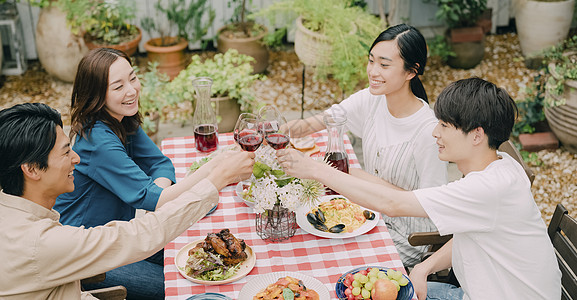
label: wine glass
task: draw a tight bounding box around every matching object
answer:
[234,113,258,145]
[258,105,291,150]
[236,116,264,152]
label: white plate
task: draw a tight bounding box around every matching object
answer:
[296,195,380,239]
[237,271,330,300]
[235,182,255,208]
[175,238,256,285]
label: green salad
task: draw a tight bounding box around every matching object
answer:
[182,248,242,281]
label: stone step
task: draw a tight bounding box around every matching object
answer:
[518,132,559,152]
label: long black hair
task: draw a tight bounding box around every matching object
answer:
[370,24,428,103]
[70,48,141,144]
[0,103,63,196]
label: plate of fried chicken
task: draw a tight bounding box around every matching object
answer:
[176,229,256,285]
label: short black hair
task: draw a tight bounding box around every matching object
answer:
[434,77,518,149]
[0,103,63,196]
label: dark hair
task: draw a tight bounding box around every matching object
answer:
[70,48,141,144]
[0,103,63,196]
[434,77,518,150]
[370,24,428,103]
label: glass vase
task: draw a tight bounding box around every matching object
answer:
[255,204,297,242]
[323,110,349,195]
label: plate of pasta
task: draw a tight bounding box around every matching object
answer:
[296,195,380,239]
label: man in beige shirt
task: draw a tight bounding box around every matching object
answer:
[0,103,255,299]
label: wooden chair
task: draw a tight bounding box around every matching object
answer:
[548,204,577,300]
[407,140,534,284]
[81,273,127,300]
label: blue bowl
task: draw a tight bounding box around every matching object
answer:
[335,266,414,300]
[186,293,231,300]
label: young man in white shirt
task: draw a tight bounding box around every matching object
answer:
[277,77,561,300]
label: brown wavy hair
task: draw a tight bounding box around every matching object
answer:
[70,48,141,144]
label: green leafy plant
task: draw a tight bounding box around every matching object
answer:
[57,0,139,45]
[542,35,577,107]
[140,0,215,47]
[220,0,286,50]
[423,0,487,29]
[253,0,383,95]
[164,50,264,121]
[513,75,546,136]
[136,62,171,133]
[427,34,456,62]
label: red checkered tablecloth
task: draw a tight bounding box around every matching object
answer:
[161,131,407,300]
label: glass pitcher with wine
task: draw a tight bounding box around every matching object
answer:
[191,77,218,153]
[323,111,349,195]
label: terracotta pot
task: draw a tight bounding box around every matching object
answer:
[446,26,485,69]
[211,96,241,133]
[35,6,89,82]
[217,24,269,74]
[84,27,142,57]
[143,37,188,80]
[515,0,575,57]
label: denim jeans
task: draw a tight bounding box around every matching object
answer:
[82,250,164,300]
[427,282,464,300]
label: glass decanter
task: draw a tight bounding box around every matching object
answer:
[191,77,218,153]
[323,111,349,195]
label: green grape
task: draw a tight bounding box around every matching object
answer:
[352,287,361,296]
[398,276,409,286]
[352,280,361,288]
[377,271,387,279]
[391,279,400,291]
[353,273,362,281]
[364,281,373,291]
[361,288,371,299]
[358,274,369,284]
[387,270,403,281]
[369,276,378,283]
[369,268,379,276]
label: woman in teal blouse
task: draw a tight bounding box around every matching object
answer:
[54,48,214,300]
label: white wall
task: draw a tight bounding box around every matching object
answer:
[15,0,512,60]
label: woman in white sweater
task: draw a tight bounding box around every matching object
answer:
[288,24,448,267]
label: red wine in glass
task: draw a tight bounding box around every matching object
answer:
[324,152,349,195]
[265,133,290,150]
[238,131,263,152]
[194,124,218,152]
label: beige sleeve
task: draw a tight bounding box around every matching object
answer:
[33,179,219,288]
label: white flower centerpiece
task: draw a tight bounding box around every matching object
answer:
[246,145,325,242]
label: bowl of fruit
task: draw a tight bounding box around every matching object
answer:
[336,266,414,300]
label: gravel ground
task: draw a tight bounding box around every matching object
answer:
[0,32,575,224]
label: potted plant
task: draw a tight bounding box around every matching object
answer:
[540,36,577,153]
[140,0,215,79]
[253,0,383,95]
[425,0,488,69]
[514,0,575,61]
[57,0,142,56]
[164,49,264,132]
[27,0,88,82]
[217,0,270,74]
[137,61,171,144]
